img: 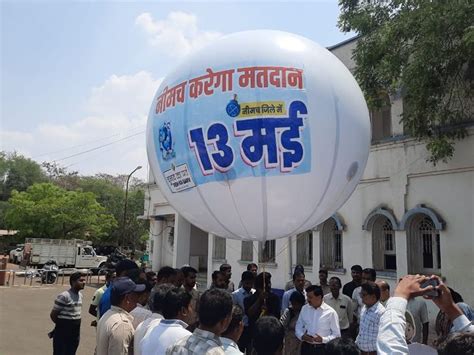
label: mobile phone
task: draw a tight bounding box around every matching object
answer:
[420,278,440,298]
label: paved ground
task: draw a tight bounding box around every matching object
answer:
[0,283,100,355]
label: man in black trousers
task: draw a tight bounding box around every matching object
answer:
[50,272,86,355]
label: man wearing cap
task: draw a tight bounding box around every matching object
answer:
[99,259,138,318]
[96,277,146,355]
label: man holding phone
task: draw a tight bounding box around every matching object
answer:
[377,275,474,354]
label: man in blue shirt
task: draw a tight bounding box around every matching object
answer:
[98,259,138,318]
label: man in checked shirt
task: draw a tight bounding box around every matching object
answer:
[167,288,233,355]
[356,282,385,355]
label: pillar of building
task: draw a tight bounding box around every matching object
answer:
[173,214,191,268]
[151,218,163,271]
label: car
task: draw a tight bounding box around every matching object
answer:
[9,246,24,264]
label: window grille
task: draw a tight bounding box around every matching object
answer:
[258,240,276,263]
[320,218,343,269]
[241,241,253,261]
[408,216,441,274]
[372,217,396,271]
[296,231,313,266]
[213,235,226,260]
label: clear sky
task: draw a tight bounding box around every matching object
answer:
[1,0,354,180]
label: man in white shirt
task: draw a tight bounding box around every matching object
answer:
[377,275,474,355]
[295,285,341,355]
[231,271,255,353]
[376,280,390,307]
[140,287,195,355]
[134,284,174,355]
[130,282,153,329]
[324,277,353,338]
[220,305,244,355]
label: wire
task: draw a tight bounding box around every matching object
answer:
[31,124,146,159]
[52,131,144,162]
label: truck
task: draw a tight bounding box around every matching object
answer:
[24,238,108,272]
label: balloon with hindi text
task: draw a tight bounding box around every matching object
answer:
[146,30,370,241]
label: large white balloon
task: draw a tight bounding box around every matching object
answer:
[146,30,370,241]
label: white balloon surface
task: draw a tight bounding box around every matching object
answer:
[146,30,370,241]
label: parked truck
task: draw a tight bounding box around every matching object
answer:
[24,238,108,272]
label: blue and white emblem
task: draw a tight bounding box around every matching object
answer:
[158,122,175,160]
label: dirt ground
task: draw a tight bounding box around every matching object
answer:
[0,283,100,355]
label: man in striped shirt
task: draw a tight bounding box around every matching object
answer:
[50,272,86,355]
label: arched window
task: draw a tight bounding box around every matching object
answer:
[372,216,396,271]
[296,230,313,266]
[319,217,343,269]
[370,93,392,143]
[407,215,441,274]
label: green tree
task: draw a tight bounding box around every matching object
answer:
[338,0,474,163]
[76,175,148,247]
[5,182,117,241]
[0,151,47,201]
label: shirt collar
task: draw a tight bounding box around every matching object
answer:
[220,337,239,348]
[160,319,189,328]
[110,306,133,320]
[194,328,222,344]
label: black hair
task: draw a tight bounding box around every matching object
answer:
[351,265,363,272]
[326,337,361,355]
[105,270,115,280]
[255,272,272,290]
[241,271,255,282]
[69,272,84,286]
[157,266,177,281]
[362,268,376,281]
[377,281,390,292]
[219,263,231,272]
[181,266,198,277]
[145,271,156,279]
[221,305,243,337]
[253,316,285,355]
[162,287,192,319]
[151,284,175,313]
[125,268,144,283]
[198,288,233,327]
[329,276,342,288]
[289,291,306,306]
[448,287,464,303]
[212,270,225,281]
[438,333,474,355]
[319,269,329,276]
[294,264,304,273]
[115,259,138,276]
[293,270,305,281]
[361,281,381,300]
[306,285,324,297]
[247,263,258,271]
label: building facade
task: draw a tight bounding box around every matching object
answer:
[143,37,474,314]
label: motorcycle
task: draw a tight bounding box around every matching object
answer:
[104,250,127,270]
[41,259,59,284]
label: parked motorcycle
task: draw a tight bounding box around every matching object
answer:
[104,250,127,270]
[41,259,59,284]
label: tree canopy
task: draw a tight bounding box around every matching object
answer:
[5,183,117,241]
[0,152,148,248]
[338,0,474,163]
[1,151,47,201]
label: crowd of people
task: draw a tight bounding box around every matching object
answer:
[49,261,473,355]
